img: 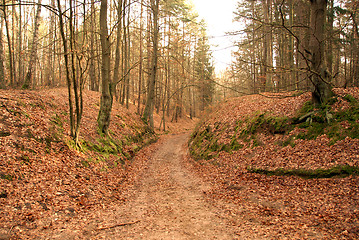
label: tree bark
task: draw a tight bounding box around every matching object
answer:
[113,0,123,100]
[351,12,359,87]
[309,0,333,104]
[23,0,42,89]
[89,0,98,91]
[0,17,4,88]
[137,0,143,114]
[143,0,159,128]
[57,0,75,137]
[97,0,113,135]
[2,1,14,86]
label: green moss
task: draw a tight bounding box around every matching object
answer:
[81,160,90,167]
[190,94,359,162]
[292,94,359,142]
[241,113,290,136]
[0,173,13,181]
[300,101,315,114]
[281,135,296,147]
[247,165,359,179]
[230,138,244,151]
[343,94,357,104]
[84,137,122,155]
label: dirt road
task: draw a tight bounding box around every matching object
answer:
[96,134,236,239]
[75,133,238,239]
[44,134,241,239]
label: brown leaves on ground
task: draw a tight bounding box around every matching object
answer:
[0,88,156,239]
[186,88,359,239]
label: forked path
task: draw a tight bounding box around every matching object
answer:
[100,133,237,239]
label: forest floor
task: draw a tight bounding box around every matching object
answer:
[1,88,359,239]
[40,133,242,239]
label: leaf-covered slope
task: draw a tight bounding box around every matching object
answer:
[0,88,156,238]
[186,88,359,239]
[189,88,359,171]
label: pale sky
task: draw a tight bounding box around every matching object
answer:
[188,0,241,73]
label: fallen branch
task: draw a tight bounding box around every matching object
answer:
[96,220,140,231]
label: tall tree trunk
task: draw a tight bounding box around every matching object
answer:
[326,0,334,75]
[97,0,113,134]
[11,0,16,85]
[351,13,359,87]
[143,0,159,128]
[17,2,23,85]
[69,0,82,143]
[113,0,123,98]
[309,0,333,104]
[137,0,143,114]
[288,0,295,90]
[23,0,42,89]
[44,0,55,86]
[89,0,98,91]
[0,17,4,88]
[2,1,14,86]
[262,0,272,92]
[125,1,131,109]
[57,0,75,137]
[296,0,311,91]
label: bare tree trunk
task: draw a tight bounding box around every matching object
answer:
[0,17,4,88]
[17,2,23,86]
[69,0,82,143]
[125,1,131,109]
[288,0,295,90]
[309,0,333,104]
[296,0,311,91]
[89,0,98,91]
[113,0,123,100]
[143,0,159,128]
[2,1,14,86]
[44,0,56,87]
[97,0,113,135]
[351,12,359,87]
[57,0,75,137]
[11,0,17,85]
[262,0,272,92]
[326,0,334,75]
[23,0,42,89]
[137,0,143,114]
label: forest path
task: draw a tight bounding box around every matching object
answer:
[80,133,239,239]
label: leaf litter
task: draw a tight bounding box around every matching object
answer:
[0,88,157,239]
[186,88,359,239]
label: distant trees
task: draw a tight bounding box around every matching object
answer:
[22,0,41,89]
[0,0,217,135]
[0,0,215,132]
[229,0,358,103]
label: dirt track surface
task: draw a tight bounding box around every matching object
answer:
[48,134,238,239]
[104,133,237,239]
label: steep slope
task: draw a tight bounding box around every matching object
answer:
[187,88,359,239]
[0,88,156,238]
